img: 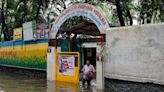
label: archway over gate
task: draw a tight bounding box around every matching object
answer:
[49,3,109,39]
[47,3,110,90]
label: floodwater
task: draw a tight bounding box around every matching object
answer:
[0,70,97,92]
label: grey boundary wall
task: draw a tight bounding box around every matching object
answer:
[104,23,164,85]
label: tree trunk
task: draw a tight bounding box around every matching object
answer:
[35,0,43,22]
[61,0,66,9]
[1,0,9,41]
[125,3,133,25]
[45,0,49,8]
[85,0,88,3]
[115,0,125,26]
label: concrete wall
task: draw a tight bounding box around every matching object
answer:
[104,23,164,85]
[0,39,48,70]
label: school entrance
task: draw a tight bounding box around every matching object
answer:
[47,4,109,90]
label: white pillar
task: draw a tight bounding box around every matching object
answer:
[47,81,55,92]
[96,45,104,90]
[96,61,104,90]
[47,47,56,81]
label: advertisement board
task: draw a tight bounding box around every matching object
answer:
[56,52,80,84]
[13,27,22,41]
[23,21,36,41]
[36,23,49,39]
[58,56,75,76]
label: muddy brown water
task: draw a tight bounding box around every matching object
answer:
[0,69,100,92]
[1,66,164,92]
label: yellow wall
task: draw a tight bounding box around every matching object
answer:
[0,41,48,70]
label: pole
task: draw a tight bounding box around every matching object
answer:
[68,33,71,52]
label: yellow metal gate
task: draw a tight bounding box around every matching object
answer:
[56,52,80,84]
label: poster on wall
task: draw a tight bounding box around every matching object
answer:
[36,23,49,39]
[58,56,75,76]
[23,21,36,41]
[13,27,22,41]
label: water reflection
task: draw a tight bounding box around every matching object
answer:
[0,71,46,92]
[47,81,97,92]
[0,70,97,92]
[47,81,80,92]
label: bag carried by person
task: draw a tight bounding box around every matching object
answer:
[86,71,94,81]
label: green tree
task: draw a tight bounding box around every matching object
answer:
[0,0,12,41]
[138,0,164,24]
[0,0,50,41]
[104,0,134,26]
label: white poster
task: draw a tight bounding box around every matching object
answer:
[23,21,36,41]
[58,56,75,76]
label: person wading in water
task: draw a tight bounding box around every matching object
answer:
[81,60,96,86]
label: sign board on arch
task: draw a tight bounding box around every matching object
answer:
[50,4,109,38]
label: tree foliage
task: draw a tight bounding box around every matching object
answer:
[0,0,164,41]
[138,0,164,24]
[0,0,50,41]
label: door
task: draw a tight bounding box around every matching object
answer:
[83,48,96,67]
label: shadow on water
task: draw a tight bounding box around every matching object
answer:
[0,70,99,92]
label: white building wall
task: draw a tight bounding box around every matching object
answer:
[105,23,164,85]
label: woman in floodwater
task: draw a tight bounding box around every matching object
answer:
[81,60,96,86]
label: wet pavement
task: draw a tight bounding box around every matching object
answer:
[0,70,98,92]
[105,78,164,92]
